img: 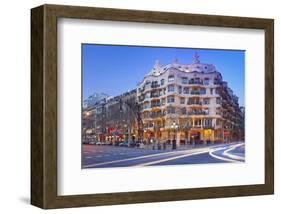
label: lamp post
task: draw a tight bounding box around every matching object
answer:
[171,121,178,150]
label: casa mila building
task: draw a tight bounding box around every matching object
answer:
[136,53,244,146]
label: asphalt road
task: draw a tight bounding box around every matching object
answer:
[82,142,245,169]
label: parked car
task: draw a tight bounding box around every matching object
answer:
[88,141,96,145]
[129,142,140,148]
[119,142,129,147]
[104,141,112,146]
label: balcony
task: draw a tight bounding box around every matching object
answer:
[191,91,207,95]
[213,80,221,85]
[151,103,161,108]
[188,101,202,106]
[188,124,215,130]
[151,84,160,89]
[138,87,145,93]
[142,106,151,111]
[150,94,161,98]
[144,96,150,101]
[188,111,209,116]
[203,125,215,129]
[150,112,165,118]
[189,80,203,85]
[190,90,201,95]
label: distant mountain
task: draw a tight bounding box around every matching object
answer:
[83,92,109,108]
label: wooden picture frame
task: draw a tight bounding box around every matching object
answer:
[31,4,274,209]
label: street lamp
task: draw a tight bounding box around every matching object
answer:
[171,121,179,149]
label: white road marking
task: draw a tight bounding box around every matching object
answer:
[209,144,244,163]
[83,143,244,168]
[83,149,203,168]
[223,143,245,161]
[134,150,209,166]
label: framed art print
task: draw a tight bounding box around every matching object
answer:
[31,4,274,209]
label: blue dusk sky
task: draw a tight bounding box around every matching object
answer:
[82,44,245,106]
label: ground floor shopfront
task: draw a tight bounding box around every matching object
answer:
[142,128,235,145]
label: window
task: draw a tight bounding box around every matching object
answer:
[200,88,206,94]
[180,97,185,104]
[210,88,213,95]
[216,119,221,125]
[168,85,174,92]
[203,98,210,105]
[215,88,220,94]
[182,77,188,84]
[161,98,166,105]
[168,75,175,82]
[216,97,221,104]
[216,107,221,115]
[204,119,212,126]
[214,77,221,85]
[145,92,150,98]
[204,109,210,115]
[167,106,175,114]
[151,81,158,88]
[189,78,202,84]
[161,79,165,85]
[178,86,182,94]
[167,96,175,103]
[143,103,149,109]
[181,107,186,115]
[194,119,201,126]
[183,87,189,94]
[151,101,160,107]
[204,78,209,85]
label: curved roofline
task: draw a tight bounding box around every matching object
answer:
[137,65,221,86]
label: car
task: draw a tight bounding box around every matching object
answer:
[129,142,140,148]
[96,142,102,145]
[119,142,129,147]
